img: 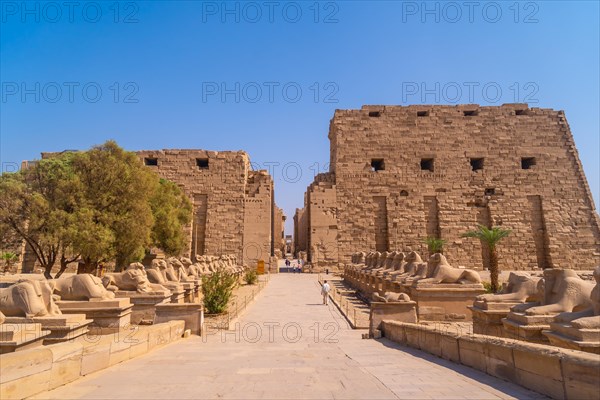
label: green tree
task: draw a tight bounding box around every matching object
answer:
[150,179,192,256]
[72,141,157,272]
[0,155,82,278]
[0,141,193,277]
[424,237,446,255]
[462,225,511,293]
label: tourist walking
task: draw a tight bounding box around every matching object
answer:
[285,259,291,273]
[321,280,330,305]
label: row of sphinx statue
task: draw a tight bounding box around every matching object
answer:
[0,254,246,322]
[345,249,600,350]
[346,250,482,285]
[477,267,600,330]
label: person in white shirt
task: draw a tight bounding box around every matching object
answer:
[321,280,331,305]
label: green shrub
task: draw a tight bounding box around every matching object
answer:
[244,269,258,285]
[202,269,238,314]
[482,281,494,293]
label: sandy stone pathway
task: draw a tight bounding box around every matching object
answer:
[33,274,544,399]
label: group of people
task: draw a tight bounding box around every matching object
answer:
[281,258,331,305]
[284,258,303,273]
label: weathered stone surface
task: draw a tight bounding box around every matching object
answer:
[296,104,600,271]
[154,303,203,335]
[411,283,486,321]
[57,298,132,330]
[369,301,417,336]
[0,323,50,354]
[0,346,53,384]
[80,340,111,376]
[5,314,92,345]
[0,321,187,399]
[561,350,600,399]
[112,291,169,325]
[136,150,276,266]
[48,342,83,390]
[381,320,600,400]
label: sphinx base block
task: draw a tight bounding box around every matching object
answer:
[4,314,91,344]
[180,282,197,303]
[502,312,556,343]
[469,302,526,337]
[542,323,600,354]
[170,290,185,304]
[114,291,171,325]
[410,283,485,322]
[57,298,133,331]
[369,301,417,337]
[0,323,50,354]
[154,303,203,335]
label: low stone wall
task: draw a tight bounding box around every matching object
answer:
[369,302,417,336]
[381,321,600,400]
[0,320,186,400]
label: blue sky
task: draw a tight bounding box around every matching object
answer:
[1,1,599,233]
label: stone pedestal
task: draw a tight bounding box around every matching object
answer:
[542,322,600,354]
[187,280,202,303]
[374,273,394,294]
[369,301,417,337]
[469,300,524,337]
[4,314,92,344]
[154,303,203,335]
[0,323,50,354]
[386,279,404,294]
[180,282,197,303]
[502,306,554,343]
[410,283,485,321]
[57,298,133,331]
[168,287,185,304]
[115,291,171,325]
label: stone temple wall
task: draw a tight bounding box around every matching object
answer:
[20,149,277,272]
[293,206,308,257]
[299,103,600,270]
[137,149,274,266]
[304,173,338,264]
[242,169,273,264]
[272,206,286,257]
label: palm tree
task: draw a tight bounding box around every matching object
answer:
[423,237,446,255]
[462,225,511,293]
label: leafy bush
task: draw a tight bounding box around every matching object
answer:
[482,281,494,293]
[202,269,238,314]
[244,269,258,285]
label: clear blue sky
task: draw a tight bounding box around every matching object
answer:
[1,1,599,234]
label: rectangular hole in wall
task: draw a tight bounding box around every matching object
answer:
[420,158,434,172]
[196,158,209,169]
[515,109,529,116]
[463,110,478,116]
[417,111,429,117]
[144,157,158,166]
[368,111,381,117]
[485,188,496,196]
[521,157,536,169]
[371,158,385,172]
[470,158,484,171]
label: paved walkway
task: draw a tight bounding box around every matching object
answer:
[35,275,544,399]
